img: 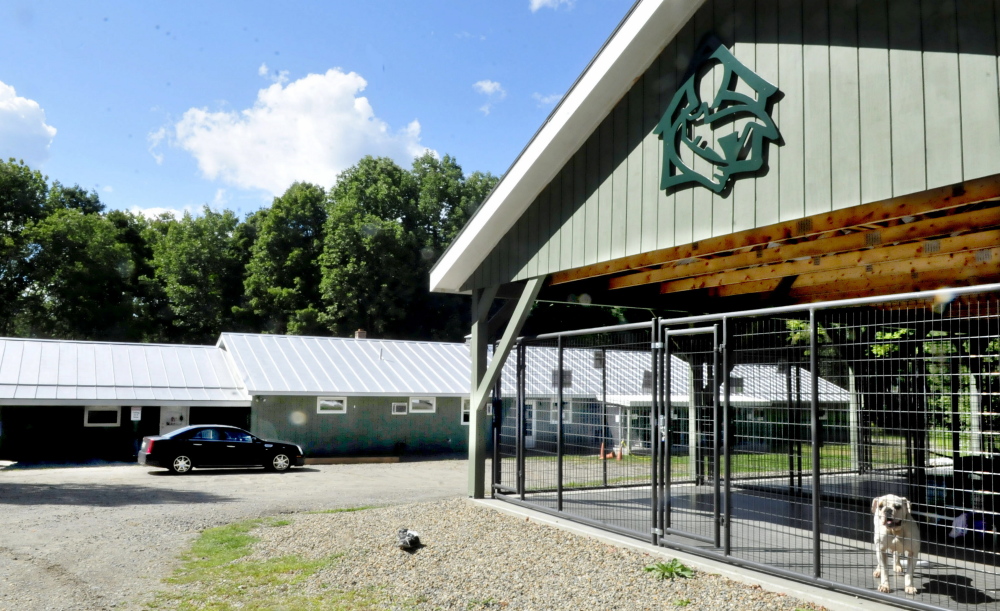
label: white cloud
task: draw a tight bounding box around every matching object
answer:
[166,68,431,196]
[102,185,114,193]
[212,188,227,206]
[530,0,574,12]
[130,205,191,220]
[474,80,507,116]
[0,81,56,167]
[258,63,269,77]
[148,127,166,164]
[473,80,506,97]
[532,92,562,107]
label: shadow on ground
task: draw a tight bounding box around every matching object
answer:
[0,483,235,507]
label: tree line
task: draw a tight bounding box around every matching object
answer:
[0,153,498,344]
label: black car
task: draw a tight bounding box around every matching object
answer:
[138,425,304,474]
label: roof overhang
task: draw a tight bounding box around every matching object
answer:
[0,399,252,407]
[430,0,707,294]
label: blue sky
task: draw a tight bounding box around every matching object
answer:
[0,0,633,218]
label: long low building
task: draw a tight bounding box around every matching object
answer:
[0,333,481,463]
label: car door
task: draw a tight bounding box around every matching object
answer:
[219,428,259,466]
[186,427,225,466]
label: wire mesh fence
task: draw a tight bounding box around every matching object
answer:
[492,286,1000,611]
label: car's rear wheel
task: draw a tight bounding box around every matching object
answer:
[269,453,291,472]
[170,455,193,474]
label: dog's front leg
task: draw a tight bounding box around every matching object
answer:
[904,550,917,594]
[893,551,903,574]
[874,546,891,592]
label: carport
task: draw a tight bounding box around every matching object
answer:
[429,0,1000,609]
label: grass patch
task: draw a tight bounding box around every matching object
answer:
[148,515,404,611]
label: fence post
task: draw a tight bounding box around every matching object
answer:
[517,342,525,501]
[810,308,821,579]
[602,347,608,488]
[557,335,564,512]
[722,317,732,556]
[651,320,659,545]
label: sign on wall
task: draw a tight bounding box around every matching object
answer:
[654,37,780,195]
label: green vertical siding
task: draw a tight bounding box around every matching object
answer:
[463,0,1000,291]
[250,395,471,457]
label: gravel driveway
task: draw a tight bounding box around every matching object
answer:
[0,459,468,611]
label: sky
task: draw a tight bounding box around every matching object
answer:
[0,0,635,219]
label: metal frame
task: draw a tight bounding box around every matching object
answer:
[491,284,1000,611]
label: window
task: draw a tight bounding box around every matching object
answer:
[729,376,744,394]
[642,370,653,393]
[392,402,408,416]
[222,429,252,442]
[549,401,573,424]
[84,406,120,427]
[461,398,470,424]
[191,428,221,440]
[409,397,436,413]
[317,397,347,414]
[551,369,573,388]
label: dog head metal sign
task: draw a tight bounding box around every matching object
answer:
[654,40,780,194]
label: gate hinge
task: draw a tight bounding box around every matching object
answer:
[718,516,727,527]
[717,343,726,354]
[652,342,664,349]
[652,527,664,536]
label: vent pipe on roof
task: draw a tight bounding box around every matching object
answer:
[355,329,367,339]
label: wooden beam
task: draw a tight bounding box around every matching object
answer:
[610,207,1000,290]
[550,174,1000,285]
[471,277,543,416]
[687,248,1000,298]
[655,231,1000,294]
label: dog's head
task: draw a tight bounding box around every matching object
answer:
[872,494,911,529]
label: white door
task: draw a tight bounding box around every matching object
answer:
[159,406,189,435]
[524,400,538,449]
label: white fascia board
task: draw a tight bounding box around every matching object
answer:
[0,399,252,407]
[251,392,471,398]
[429,0,706,294]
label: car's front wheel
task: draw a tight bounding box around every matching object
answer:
[169,455,193,474]
[268,453,291,472]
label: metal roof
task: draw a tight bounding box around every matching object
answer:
[501,346,849,406]
[218,333,471,397]
[0,337,250,406]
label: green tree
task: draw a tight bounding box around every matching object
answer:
[44,182,105,215]
[150,207,245,343]
[243,182,326,335]
[0,159,48,335]
[320,157,421,337]
[15,209,134,339]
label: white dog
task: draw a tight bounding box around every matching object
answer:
[872,494,920,594]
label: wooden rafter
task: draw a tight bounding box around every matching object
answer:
[550,173,1000,286]
[609,207,1000,290]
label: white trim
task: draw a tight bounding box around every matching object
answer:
[83,406,121,427]
[409,396,436,414]
[0,399,251,407]
[392,402,408,416]
[429,0,707,293]
[317,396,347,414]
[461,397,470,425]
[550,400,574,425]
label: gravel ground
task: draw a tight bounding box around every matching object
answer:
[0,460,469,611]
[160,498,827,611]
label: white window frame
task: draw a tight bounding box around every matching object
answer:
[550,400,574,424]
[83,406,121,427]
[392,402,408,416]
[317,396,347,414]
[409,396,436,414]
[460,399,492,425]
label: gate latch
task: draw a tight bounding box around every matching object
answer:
[652,528,664,536]
[652,342,664,349]
[718,516,727,527]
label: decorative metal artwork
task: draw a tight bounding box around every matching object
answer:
[655,37,780,194]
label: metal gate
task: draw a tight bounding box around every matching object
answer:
[492,284,1000,611]
[659,326,721,546]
